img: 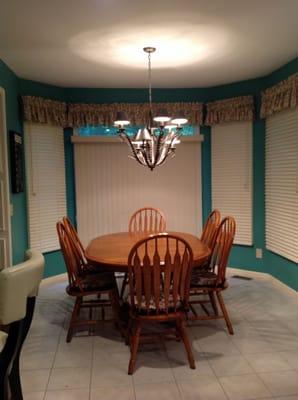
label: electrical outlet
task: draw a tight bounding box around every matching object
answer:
[256,248,263,259]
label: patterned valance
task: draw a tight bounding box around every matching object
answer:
[21,96,203,127]
[260,73,298,118]
[67,102,203,127]
[22,96,67,127]
[205,96,254,126]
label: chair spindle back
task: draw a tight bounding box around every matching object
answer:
[200,209,221,249]
[210,216,236,285]
[129,207,166,234]
[63,216,87,266]
[57,221,83,290]
[128,234,193,314]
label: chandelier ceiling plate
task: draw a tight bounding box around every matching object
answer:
[143,47,156,54]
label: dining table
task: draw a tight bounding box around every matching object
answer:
[86,231,211,271]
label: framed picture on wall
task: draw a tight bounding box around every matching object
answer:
[10,131,24,193]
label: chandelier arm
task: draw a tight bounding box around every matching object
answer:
[156,131,179,166]
[141,143,154,170]
[119,132,146,167]
[154,129,165,164]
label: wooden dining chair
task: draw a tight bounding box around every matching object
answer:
[63,216,99,276]
[189,216,236,335]
[57,221,120,342]
[200,209,221,250]
[120,207,167,300]
[127,234,195,375]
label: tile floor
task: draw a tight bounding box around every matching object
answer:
[21,273,298,400]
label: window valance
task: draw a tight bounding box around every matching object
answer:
[260,73,298,118]
[22,96,68,127]
[205,96,254,126]
[22,96,203,127]
[67,102,203,127]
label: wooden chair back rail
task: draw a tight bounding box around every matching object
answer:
[128,234,194,314]
[200,209,221,249]
[57,221,83,290]
[211,216,236,285]
[63,216,87,269]
[129,207,166,234]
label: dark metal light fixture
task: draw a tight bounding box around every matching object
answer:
[114,47,187,171]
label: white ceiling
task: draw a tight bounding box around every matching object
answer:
[0,0,298,88]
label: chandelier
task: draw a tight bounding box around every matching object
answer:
[114,47,188,171]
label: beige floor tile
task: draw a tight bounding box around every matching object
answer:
[45,389,90,400]
[245,352,292,373]
[21,350,56,370]
[47,367,91,390]
[132,350,175,384]
[53,337,93,368]
[24,392,45,400]
[23,335,60,354]
[91,352,133,387]
[196,336,240,357]
[219,373,271,400]
[258,370,298,396]
[231,337,274,354]
[167,348,215,380]
[21,369,51,393]
[134,382,181,400]
[178,375,228,400]
[279,350,298,369]
[209,355,254,377]
[90,386,135,400]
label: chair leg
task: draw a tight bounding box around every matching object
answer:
[208,292,219,316]
[9,297,36,400]
[177,316,195,369]
[128,321,141,375]
[216,291,234,335]
[0,319,24,400]
[66,296,82,343]
[120,273,128,300]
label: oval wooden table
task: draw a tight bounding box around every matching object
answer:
[86,231,211,271]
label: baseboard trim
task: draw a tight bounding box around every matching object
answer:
[41,272,67,287]
[228,267,298,298]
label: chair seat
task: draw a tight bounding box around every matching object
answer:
[131,294,183,315]
[191,269,223,288]
[68,271,116,294]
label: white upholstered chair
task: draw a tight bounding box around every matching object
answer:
[0,250,44,400]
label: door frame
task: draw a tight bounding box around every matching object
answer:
[0,87,12,267]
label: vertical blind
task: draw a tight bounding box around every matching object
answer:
[265,108,298,263]
[25,123,67,252]
[74,140,202,247]
[211,121,253,245]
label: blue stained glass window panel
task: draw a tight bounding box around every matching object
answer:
[78,125,196,137]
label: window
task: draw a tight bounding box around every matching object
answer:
[211,121,253,245]
[25,123,67,253]
[78,124,198,137]
[73,137,202,246]
[265,108,298,262]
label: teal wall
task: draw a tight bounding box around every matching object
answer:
[0,60,28,264]
[1,56,298,287]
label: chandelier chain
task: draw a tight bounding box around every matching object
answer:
[148,51,153,113]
